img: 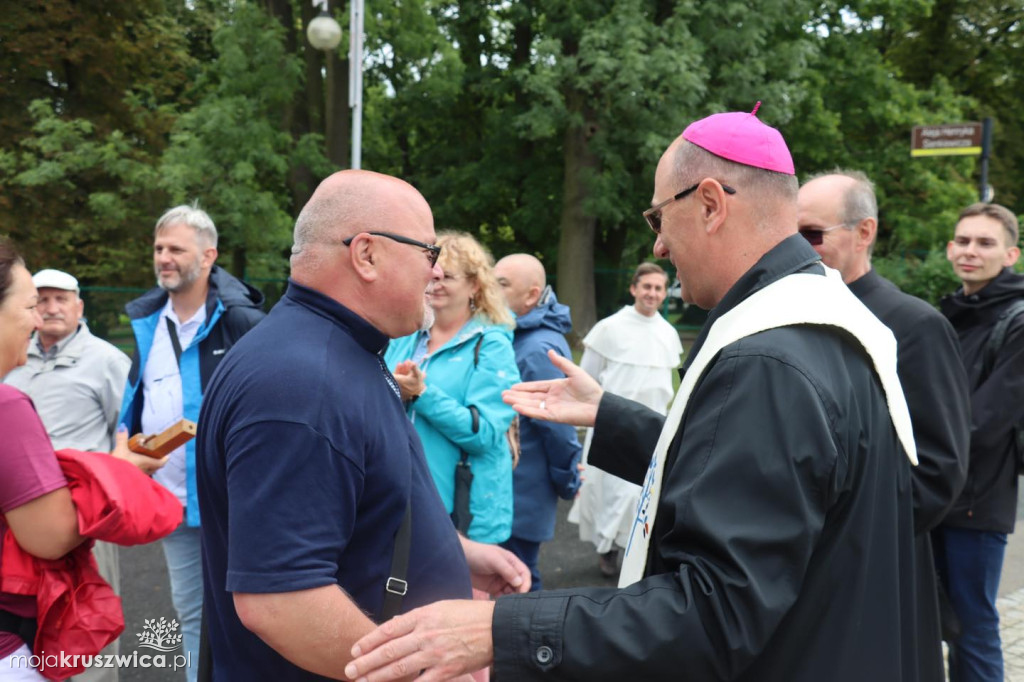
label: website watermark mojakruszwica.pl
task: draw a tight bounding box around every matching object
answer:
[10,616,191,674]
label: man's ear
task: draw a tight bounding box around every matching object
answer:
[1005,245,1021,268]
[946,240,956,263]
[524,285,542,309]
[202,246,218,269]
[857,217,877,252]
[696,179,729,234]
[349,234,379,283]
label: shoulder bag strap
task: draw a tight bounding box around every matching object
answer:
[380,500,413,621]
[166,316,183,367]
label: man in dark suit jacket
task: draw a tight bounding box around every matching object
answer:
[797,170,971,682]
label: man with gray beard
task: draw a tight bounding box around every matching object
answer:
[116,203,265,682]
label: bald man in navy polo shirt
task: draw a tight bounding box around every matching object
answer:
[196,170,530,680]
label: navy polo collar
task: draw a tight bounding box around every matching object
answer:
[284,279,390,356]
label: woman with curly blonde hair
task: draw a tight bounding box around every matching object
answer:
[385,231,520,543]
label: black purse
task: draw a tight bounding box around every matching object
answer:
[451,453,474,534]
[450,405,480,534]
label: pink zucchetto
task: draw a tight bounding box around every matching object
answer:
[681,102,795,175]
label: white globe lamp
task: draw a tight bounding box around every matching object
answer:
[307,11,342,51]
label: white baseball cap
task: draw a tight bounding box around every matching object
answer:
[33,269,80,294]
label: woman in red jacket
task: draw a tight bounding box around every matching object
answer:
[0,238,77,679]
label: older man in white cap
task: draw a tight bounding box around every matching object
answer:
[4,268,130,682]
[4,270,130,454]
[346,106,921,682]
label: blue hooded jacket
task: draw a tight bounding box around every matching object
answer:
[508,288,582,542]
[118,265,265,526]
[385,318,520,543]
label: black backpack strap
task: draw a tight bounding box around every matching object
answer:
[980,298,1024,473]
[380,500,413,621]
[0,610,37,648]
[982,299,1024,380]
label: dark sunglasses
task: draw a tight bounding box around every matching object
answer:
[342,231,441,267]
[643,182,737,234]
[798,224,847,246]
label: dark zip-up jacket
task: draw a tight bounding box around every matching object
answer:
[118,265,265,525]
[492,235,918,682]
[940,267,1024,533]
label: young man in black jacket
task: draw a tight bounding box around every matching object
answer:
[936,201,1024,682]
[798,170,970,682]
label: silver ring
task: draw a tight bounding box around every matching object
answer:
[540,400,546,411]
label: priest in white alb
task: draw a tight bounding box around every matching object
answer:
[568,261,683,577]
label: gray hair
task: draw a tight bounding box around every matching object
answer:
[805,169,878,254]
[289,184,362,272]
[805,169,878,225]
[154,203,218,248]
[672,143,798,230]
[291,187,355,256]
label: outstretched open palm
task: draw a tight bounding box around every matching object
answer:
[502,349,603,427]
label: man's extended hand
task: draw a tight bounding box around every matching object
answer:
[503,349,604,427]
[111,427,168,476]
[460,536,531,596]
[345,600,495,682]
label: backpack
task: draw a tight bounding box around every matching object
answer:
[472,335,521,469]
[980,298,1024,473]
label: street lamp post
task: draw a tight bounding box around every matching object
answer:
[306,1,363,171]
[348,0,364,170]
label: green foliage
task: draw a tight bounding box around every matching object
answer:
[0,0,1019,329]
[158,3,317,279]
[874,249,961,306]
[789,7,979,255]
[884,1,1024,214]
[0,0,195,285]
[0,100,165,284]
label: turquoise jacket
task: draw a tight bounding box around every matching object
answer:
[385,319,520,543]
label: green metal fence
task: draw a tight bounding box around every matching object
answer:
[80,280,291,355]
[82,269,700,354]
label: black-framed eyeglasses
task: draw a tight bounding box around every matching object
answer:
[798,223,847,246]
[642,182,737,234]
[342,231,441,267]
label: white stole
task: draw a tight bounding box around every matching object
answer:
[618,268,916,587]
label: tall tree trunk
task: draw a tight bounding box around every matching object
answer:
[557,94,599,345]
[323,0,351,170]
[325,34,350,169]
[231,244,247,279]
[265,0,318,211]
